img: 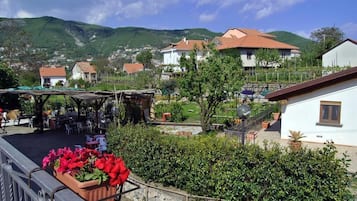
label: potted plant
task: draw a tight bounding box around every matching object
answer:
[288,130,305,151]
[261,119,270,129]
[272,103,281,120]
[42,147,130,201]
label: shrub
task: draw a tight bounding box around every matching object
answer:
[108,124,354,200]
[154,102,184,122]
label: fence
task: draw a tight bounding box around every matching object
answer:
[0,137,84,201]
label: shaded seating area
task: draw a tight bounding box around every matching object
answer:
[0,88,155,133]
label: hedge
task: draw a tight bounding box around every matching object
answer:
[107,124,354,200]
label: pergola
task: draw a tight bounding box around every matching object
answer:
[0,88,155,133]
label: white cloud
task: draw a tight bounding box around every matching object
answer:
[341,22,357,39]
[15,10,35,18]
[199,13,216,22]
[85,0,179,24]
[241,0,305,19]
[195,0,241,8]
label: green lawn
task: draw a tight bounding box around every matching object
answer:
[182,102,200,122]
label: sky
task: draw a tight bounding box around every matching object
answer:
[0,0,357,39]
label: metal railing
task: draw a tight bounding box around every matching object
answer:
[0,137,84,201]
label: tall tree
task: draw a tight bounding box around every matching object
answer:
[136,50,153,69]
[310,26,344,54]
[179,44,243,132]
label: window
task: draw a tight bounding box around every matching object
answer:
[281,51,286,59]
[319,101,341,126]
[247,51,252,60]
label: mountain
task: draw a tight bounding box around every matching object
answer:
[268,31,314,51]
[0,16,313,60]
[0,16,220,59]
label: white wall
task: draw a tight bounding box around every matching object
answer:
[322,40,357,67]
[71,64,82,80]
[162,49,205,66]
[41,76,66,87]
[280,78,357,146]
[240,48,293,68]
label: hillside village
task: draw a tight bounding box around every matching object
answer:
[0,16,357,200]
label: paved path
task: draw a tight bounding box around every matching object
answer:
[255,129,357,173]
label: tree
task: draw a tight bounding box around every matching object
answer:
[310,26,344,54]
[136,50,153,69]
[178,44,243,132]
[255,48,281,68]
[0,63,19,88]
[0,62,20,108]
[160,79,177,103]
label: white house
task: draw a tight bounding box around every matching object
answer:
[266,67,357,146]
[322,39,357,67]
[71,62,97,83]
[39,66,67,88]
[214,28,300,68]
[160,37,208,67]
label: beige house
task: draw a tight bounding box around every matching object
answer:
[213,28,300,68]
[71,62,97,83]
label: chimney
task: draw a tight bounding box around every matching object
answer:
[183,37,188,45]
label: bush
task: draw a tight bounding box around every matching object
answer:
[154,102,184,122]
[108,124,354,200]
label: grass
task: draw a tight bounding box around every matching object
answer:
[181,102,200,122]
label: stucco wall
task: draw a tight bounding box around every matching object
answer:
[322,40,357,67]
[280,78,357,146]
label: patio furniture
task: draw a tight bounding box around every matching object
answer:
[65,124,74,135]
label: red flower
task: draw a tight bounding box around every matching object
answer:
[42,147,130,186]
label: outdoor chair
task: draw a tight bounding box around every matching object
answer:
[28,116,35,128]
[85,120,93,133]
[76,122,84,134]
[64,123,74,135]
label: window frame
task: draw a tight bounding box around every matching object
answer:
[318,101,342,126]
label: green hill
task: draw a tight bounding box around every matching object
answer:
[0,16,220,58]
[0,16,314,59]
[268,31,314,50]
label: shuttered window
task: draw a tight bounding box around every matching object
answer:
[319,101,341,125]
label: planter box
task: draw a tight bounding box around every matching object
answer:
[54,170,117,201]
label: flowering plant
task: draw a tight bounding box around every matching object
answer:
[42,147,130,186]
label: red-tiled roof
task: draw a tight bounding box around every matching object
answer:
[161,38,207,51]
[223,28,276,39]
[265,67,357,101]
[215,35,299,50]
[123,63,144,74]
[39,67,66,77]
[76,62,96,73]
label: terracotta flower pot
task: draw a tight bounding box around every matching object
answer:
[261,121,270,129]
[272,112,280,120]
[54,169,117,201]
[289,141,302,151]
